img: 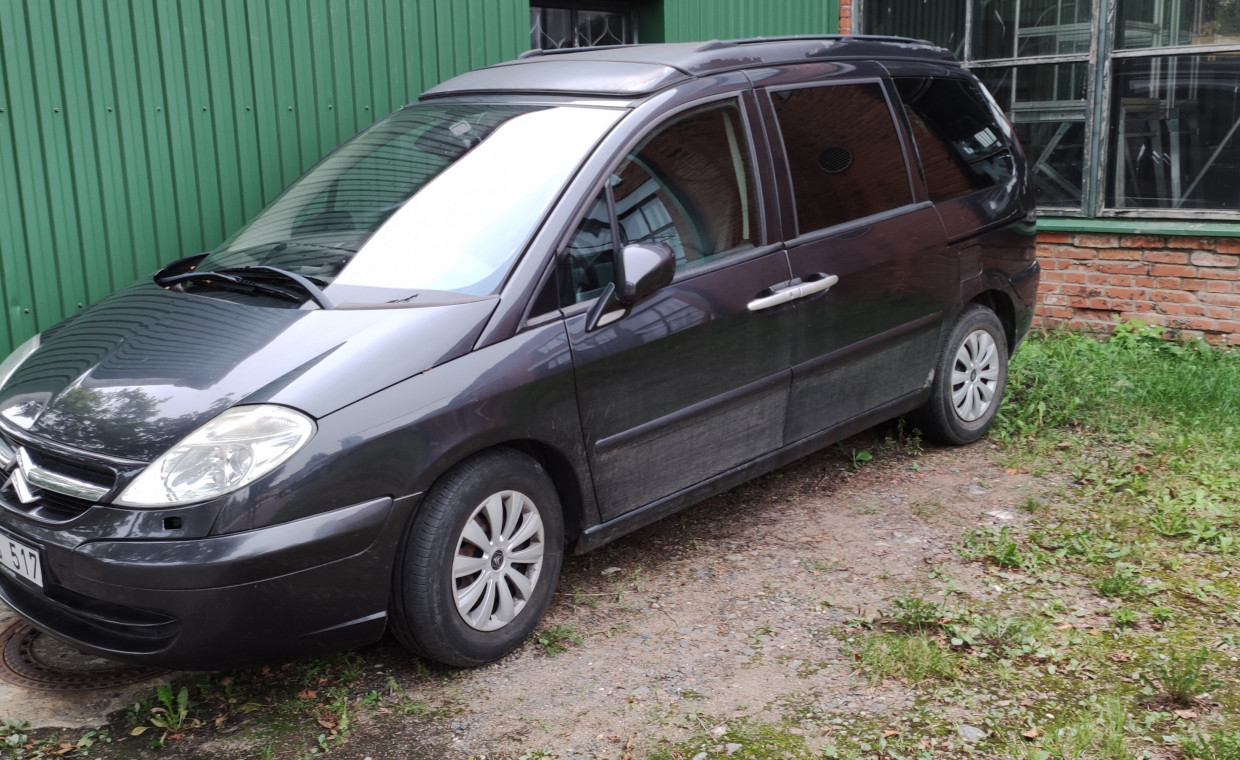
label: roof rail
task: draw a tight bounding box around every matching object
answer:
[518,43,635,59]
[694,34,932,51]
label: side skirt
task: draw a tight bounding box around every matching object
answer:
[574,388,929,554]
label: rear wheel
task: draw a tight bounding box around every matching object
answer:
[909,304,1008,445]
[391,449,563,666]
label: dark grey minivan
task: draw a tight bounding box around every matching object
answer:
[0,36,1038,669]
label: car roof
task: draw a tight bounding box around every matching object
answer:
[421,35,958,100]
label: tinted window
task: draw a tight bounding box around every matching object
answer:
[770,83,913,234]
[564,100,760,303]
[895,77,1016,203]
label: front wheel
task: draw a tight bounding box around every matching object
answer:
[391,449,564,666]
[909,304,1009,445]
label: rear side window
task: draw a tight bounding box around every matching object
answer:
[895,77,1015,203]
[769,83,912,234]
[562,99,760,303]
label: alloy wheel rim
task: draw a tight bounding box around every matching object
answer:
[951,329,1000,422]
[452,490,545,631]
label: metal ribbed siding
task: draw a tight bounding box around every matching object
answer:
[662,0,837,41]
[0,0,530,354]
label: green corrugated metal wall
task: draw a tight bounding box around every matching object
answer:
[0,0,838,355]
[0,0,530,353]
[662,0,837,40]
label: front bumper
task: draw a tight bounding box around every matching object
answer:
[0,495,409,670]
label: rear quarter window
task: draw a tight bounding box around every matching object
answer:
[895,76,1016,203]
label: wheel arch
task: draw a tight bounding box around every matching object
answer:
[968,288,1016,351]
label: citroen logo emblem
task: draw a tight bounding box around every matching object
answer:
[3,448,38,504]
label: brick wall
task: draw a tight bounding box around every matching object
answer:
[1035,232,1240,346]
[839,2,852,33]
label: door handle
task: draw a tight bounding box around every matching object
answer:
[747,274,839,312]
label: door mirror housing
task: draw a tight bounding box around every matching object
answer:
[616,242,675,305]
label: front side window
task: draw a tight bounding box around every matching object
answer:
[203,103,623,300]
[769,83,913,234]
[563,100,760,303]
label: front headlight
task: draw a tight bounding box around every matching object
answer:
[0,333,41,393]
[116,405,315,507]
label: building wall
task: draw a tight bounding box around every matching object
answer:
[0,0,530,355]
[1034,232,1240,345]
[0,0,842,356]
[662,0,836,40]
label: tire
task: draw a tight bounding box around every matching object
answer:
[391,449,564,666]
[909,304,1009,446]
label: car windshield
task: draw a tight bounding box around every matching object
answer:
[200,102,624,300]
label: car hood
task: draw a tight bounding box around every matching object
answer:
[0,282,497,461]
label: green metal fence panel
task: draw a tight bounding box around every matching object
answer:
[662,0,838,41]
[0,0,530,354]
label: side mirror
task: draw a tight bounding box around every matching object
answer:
[615,242,675,304]
[584,242,675,331]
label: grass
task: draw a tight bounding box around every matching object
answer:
[24,323,1240,760]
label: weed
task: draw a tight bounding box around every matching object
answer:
[149,684,194,733]
[839,444,873,470]
[1180,731,1240,760]
[1151,607,1174,624]
[962,526,1039,569]
[855,633,960,683]
[533,624,582,656]
[888,594,945,632]
[1095,563,1143,599]
[1111,607,1140,628]
[1144,647,1220,705]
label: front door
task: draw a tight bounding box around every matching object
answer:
[563,96,796,521]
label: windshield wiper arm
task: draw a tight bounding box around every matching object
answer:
[159,266,334,309]
[219,266,334,310]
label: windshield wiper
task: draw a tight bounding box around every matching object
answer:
[160,266,334,309]
[220,266,334,309]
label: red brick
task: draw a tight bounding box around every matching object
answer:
[1150,290,1194,303]
[1145,251,1189,265]
[1207,281,1232,293]
[1155,277,1182,289]
[1098,248,1143,261]
[1201,292,1240,307]
[1037,232,1073,244]
[1085,273,1109,285]
[1094,262,1146,275]
[1191,252,1240,268]
[1198,268,1240,281]
[1062,271,1087,284]
[1181,279,1205,292]
[1108,275,1134,287]
[1103,287,1143,300]
[1228,334,1240,347]
[1120,235,1165,248]
[1217,320,1240,333]
[1042,245,1096,260]
[1169,317,1218,331]
[1062,285,1102,298]
[1156,303,1188,315]
[1205,307,1234,319]
[1167,237,1214,249]
[1042,294,1069,307]
[1150,264,1198,277]
[1216,240,1240,254]
[1075,234,1120,248]
[1135,276,1157,288]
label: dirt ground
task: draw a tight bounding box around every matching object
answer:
[347,431,1040,759]
[6,429,1046,758]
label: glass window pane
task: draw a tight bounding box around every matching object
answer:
[1108,53,1240,211]
[577,11,630,46]
[896,76,1016,202]
[1118,0,1240,49]
[564,193,614,303]
[971,0,1093,59]
[864,0,967,58]
[770,83,913,233]
[977,62,1088,210]
[614,101,759,270]
[531,7,573,49]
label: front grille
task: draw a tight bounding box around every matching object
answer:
[0,433,116,523]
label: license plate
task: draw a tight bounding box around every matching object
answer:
[0,532,42,587]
